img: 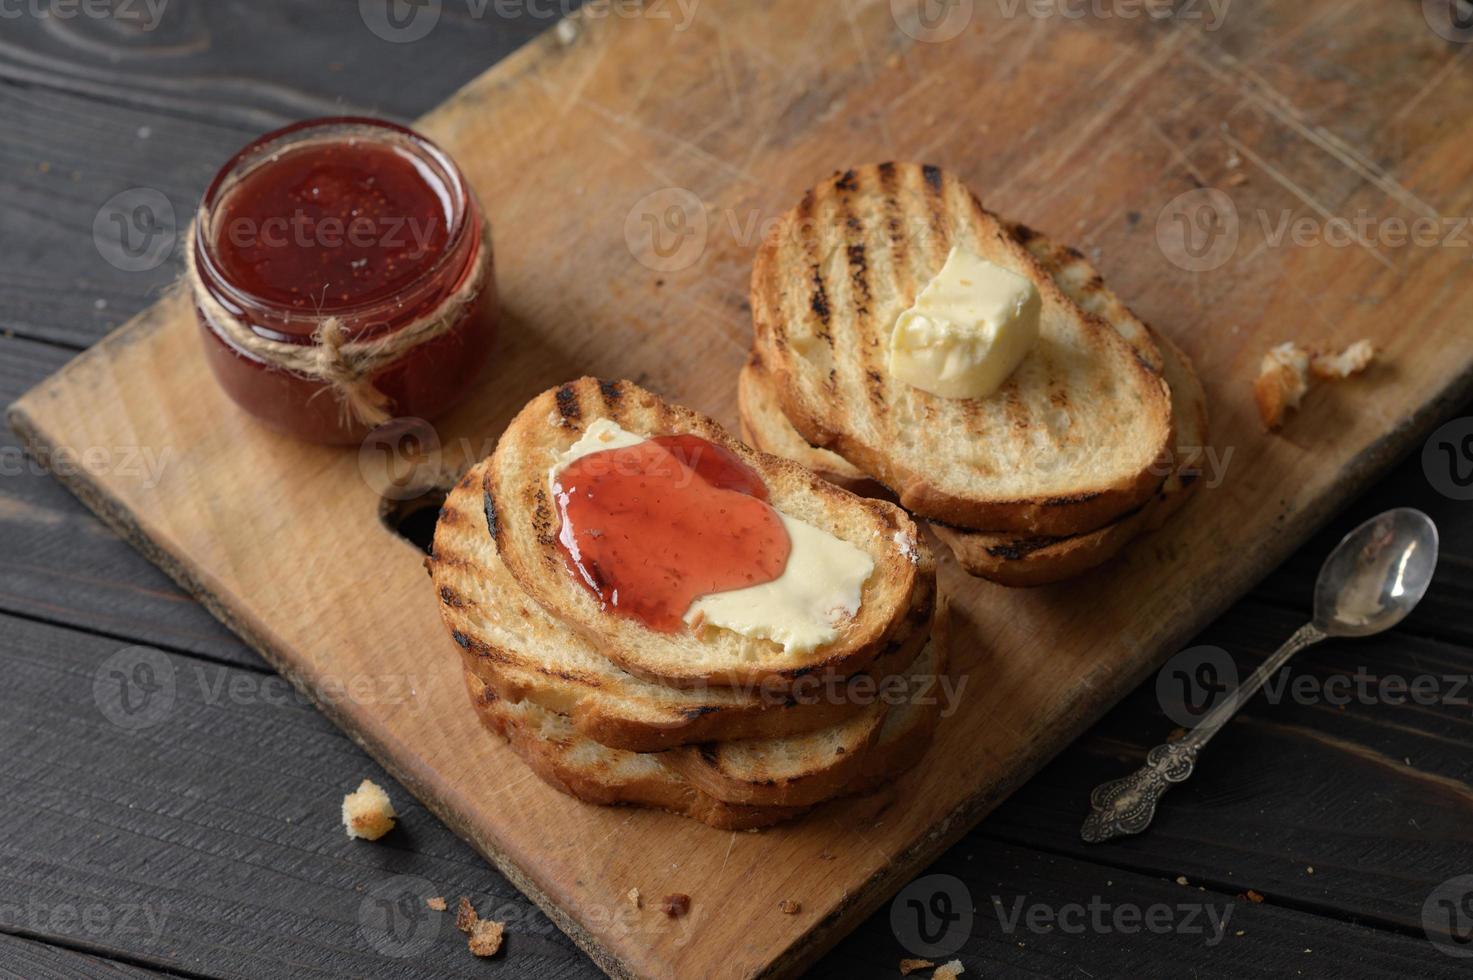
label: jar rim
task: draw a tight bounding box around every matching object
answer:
[193,116,474,340]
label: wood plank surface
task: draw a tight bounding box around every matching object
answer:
[1,608,1460,979]
[8,1,1473,978]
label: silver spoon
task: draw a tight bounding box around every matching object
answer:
[1081,507,1439,844]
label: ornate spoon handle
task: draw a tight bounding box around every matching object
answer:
[1081,622,1327,843]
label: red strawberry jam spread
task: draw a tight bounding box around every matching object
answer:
[211,138,453,311]
[552,435,793,632]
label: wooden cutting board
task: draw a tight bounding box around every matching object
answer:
[10,3,1473,977]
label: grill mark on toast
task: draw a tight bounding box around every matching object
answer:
[834,171,878,412]
[597,378,624,407]
[555,384,581,426]
[809,268,831,327]
[984,535,1065,560]
[921,164,943,191]
[482,491,499,541]
[533,486,555,546]
[834,168,858,192]
[439,586,470,609]
[845,244,870,314]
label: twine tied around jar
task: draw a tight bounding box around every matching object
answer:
[184,219,492,430]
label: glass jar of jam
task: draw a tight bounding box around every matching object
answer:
[191,117,496,445]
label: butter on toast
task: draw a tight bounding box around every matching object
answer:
[742,221,1209,585]
[487,377,933,689]
[460,624,951,827]
[431,460,937,751]
[751,163,1173,536]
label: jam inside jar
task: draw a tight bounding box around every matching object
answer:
[192,117,496,445]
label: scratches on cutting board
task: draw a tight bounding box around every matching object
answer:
[1183,43,1441,221]
[1220,131,1398,273]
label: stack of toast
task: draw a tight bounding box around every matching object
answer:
[741,163,1209,586]
[429,378,948,829]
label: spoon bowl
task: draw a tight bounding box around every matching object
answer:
[1313,508,1439,637]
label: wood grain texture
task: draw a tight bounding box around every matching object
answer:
[985,596,1473,933]
[0,335,246,661]
[1,611,1460,979]
[0,1,549,348]
[9,3,1473,978]
[0,611,584,979]
[0,934,166,980]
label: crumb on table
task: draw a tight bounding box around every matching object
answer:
[341,779,396,840]
[933,960,965,980]
[426,896,446,912]
[660,893,691,918]
[468,918,504,957]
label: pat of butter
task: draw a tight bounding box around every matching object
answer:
[552,418,874,655]
[888,244,1041,400]
[685,513,873,655]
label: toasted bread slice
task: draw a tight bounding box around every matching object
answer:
[842,626,950,796]
[751,163,1173,535]
[463,670,806,830]
[487,377,933,689]
[738,351,886,497]
[431,460,937,751]
[739,222,1165,498]
[932,328,1208,584]
[461,624,951,827]
[664,600,947,807]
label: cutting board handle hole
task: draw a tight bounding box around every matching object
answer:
[380,488,448,554]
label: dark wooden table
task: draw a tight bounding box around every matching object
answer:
[2,5,1471,978]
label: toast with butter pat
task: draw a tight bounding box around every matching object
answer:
[743,219,1209,585]
[487,377,933,689]
[751,163,1173,536]
[431,460,936,751]
[665,601,947,807]
[460,626,951,827]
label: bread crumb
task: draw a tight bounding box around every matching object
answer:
[933,960,965,980]
[426,896,447,912]
[1311,339,1376,380]
[1175,875,1189,886]
[1255,339,1377,430]
[661,893,691,917]
[468,918,504,957]
[1254,342,1311,431]
[456,896,478,933]
[1245,889,1265,903]
[454,896,505,957]
[341,779,396,840]
[627,887,642,910]
[899,959,934,975]
[778,899,801,915]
